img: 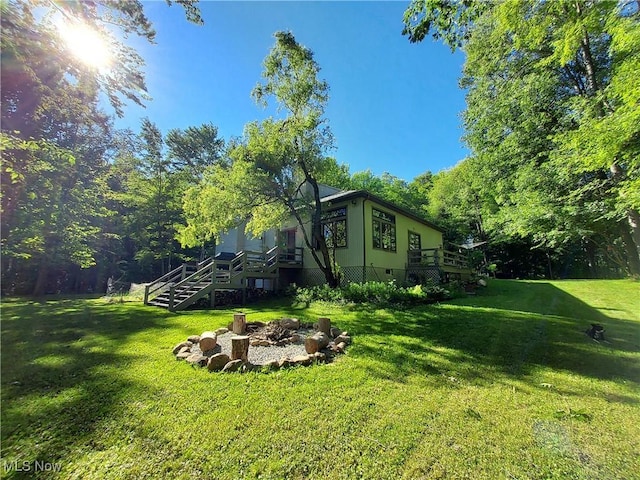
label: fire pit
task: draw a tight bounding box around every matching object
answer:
[172,315,351,373]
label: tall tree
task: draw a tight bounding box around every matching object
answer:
[180,31,343,286]
[403,0,640,276]
[349,170,428,213]
[1,0,203,293]
[166,123,225,181]
[114,120,225,278]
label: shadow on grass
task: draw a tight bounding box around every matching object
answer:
[342,281,640,388]
[0,298,172,478]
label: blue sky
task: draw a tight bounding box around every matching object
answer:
[115,1,469,181]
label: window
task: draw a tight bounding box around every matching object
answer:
[321,207,347,248]
[408,231,422,264]
[372,208,396,252]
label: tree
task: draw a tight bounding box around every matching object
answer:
[403,0,640,276]
[166,123,225,181]
[315,157,352,190]
[349,170,428,213]
[1,0,203,293]
[113,120,225,278]
[180,31,342,286]
[427,160,488,243]
[2,0,201,119]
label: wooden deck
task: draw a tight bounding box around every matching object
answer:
[144,246,303,311]
[406,248,472,280]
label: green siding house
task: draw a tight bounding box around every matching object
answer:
[144,188,470,310]
[281,190,468,287]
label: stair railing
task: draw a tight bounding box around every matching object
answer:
[197,256,214,269]
[144,265,189,305]
[265,246,279,273]
[442,250,469,268]
[229,251,246,281]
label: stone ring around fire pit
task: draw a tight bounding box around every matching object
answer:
[172,315,351,373]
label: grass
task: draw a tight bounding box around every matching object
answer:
[1,279,639,479]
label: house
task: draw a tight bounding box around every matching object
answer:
[144,187,470,310]
[277,189,468,287]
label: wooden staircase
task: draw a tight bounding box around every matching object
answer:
[144,247,286,311]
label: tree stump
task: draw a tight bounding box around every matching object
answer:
[231,335,250,361]
[318,317,331,335]
[586,324,605,341]
[305,331,330,354]
[199,331,217,351]
[233,313,247,334]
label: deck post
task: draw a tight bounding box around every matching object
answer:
[181,263,187,280]
[242,254,247,304]
[168,285,175,312]
[144,285,150,305]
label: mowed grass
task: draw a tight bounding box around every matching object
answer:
[1,279,639,479]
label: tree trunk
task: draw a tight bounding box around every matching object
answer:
[33,258,49,296]
[627,209,640,260]
[306,172,340,288]
[231,335,250,361]
[620,223,640,277]
[199,332,218,352]
[305,331,330,354]
[232,313,246,334]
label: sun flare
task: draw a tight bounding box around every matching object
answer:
[59,21,112,71]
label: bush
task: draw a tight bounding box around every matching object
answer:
[292,280,452,307]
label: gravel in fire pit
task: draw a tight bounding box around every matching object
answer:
[173,317,351,372]
[192,328,314,365]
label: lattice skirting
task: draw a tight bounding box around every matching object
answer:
[405,267,442,285]
[299,266,442,287]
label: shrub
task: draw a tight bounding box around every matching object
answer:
[292,280,452,307]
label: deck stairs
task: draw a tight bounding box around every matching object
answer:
[144,247,286,311]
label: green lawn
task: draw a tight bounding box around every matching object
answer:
[1,280,639,479]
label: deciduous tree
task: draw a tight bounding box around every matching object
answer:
[403,0,640,276]
[180,31,343,286]
[1,0,203,293]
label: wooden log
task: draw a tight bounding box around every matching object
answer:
[231,335,250,361]
[304,331,330,354]
[233,313,247,334]
[317,317,331,335]
[199,331,217,352]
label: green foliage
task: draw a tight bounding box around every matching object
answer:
[1,0,202,118]
[1,0,203,294]
[292,280,452,307]
[0,133,107,269]
[316,156,352,189]
[180,31,341,286]
[402,0,487,48]
[408,0,640,276]
[112,119,225,279]
[165,123,225,179]
[349,170,429,213]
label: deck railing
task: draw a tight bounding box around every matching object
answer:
[145,246,304,309]
[278,247,304,265]
[407,248,469,269]
[442,250,469,269]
